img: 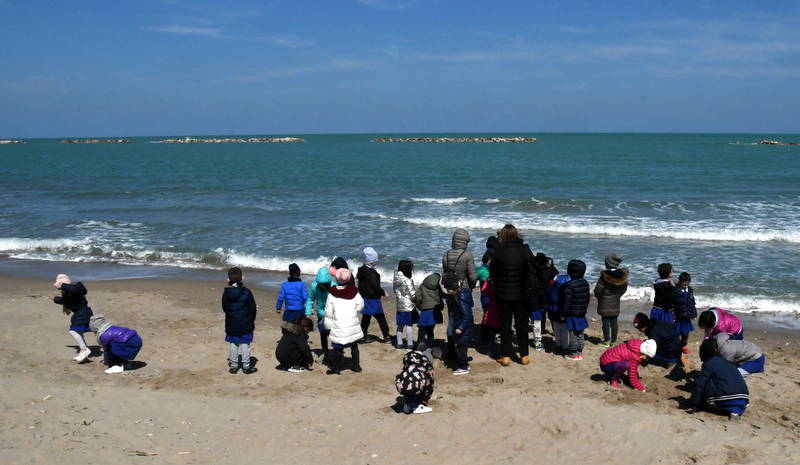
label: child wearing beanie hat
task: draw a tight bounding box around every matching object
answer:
[357,247,391,344]
[594,253,628,348]
[599,338,657,391]
[276,263,309,323]
[50,274,94,363]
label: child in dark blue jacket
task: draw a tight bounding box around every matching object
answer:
[687,338,749,418]
[651,263,675,323]
[442,274,473,375]
[672,272,697,354]
[51,274,94,363]
[223,267,258,374]
[276,263,308,323]
[557,260,590,361]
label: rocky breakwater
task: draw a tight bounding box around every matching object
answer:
[61,139,129,144]
[373,136,537,143]
[158,137,304,143]
[758,140,798,146]
[0,139,25,144]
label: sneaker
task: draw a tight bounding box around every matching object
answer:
[412,404,433,414]
[326,368,340,375]
[406,344,414,351]
[74,348,90,363]
[682,345,690,355]
[104,365,124,374]
[351,365,362,373]
[453,367,470,376]
[534,343,544,351]
[496,356,511,367]
[403,403,411,414]
[242,366,258,374]
[358,337,374,344]
[564,354,583,361]
[609,379,621,389]
[599,341,612,348]
[229,366,239,374]
[380,335,393,344]
[287,366,306,373]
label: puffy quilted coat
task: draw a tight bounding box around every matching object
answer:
[558,260,590,318]
[599,339,647,391]
[489,238,534,302]
[324,284,365,345]
[395,350,434,398]
[222,285,257,336]
[442,229,477,290]
[393,271,416,313]
[594,269,629,317]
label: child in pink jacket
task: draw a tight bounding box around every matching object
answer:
[599,339,657,391]
[699,307,743,340]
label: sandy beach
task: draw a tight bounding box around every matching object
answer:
[1,274,798,465]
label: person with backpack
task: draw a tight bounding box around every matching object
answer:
[490,224,535,366]
[442,228,477,360]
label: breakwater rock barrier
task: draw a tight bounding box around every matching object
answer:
[0,140,25,144]
[61,139,129,144]
[758,140,798,146]
[373,137,537,143]
[158,137,304,144]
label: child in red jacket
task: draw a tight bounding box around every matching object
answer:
[599,338,657,391]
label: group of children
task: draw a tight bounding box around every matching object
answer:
[51,231,768,418]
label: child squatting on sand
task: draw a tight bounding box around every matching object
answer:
[599,338,657,391]
[51,274,93,363]
[89,314,143,374]
[687,338,750,418]
[395,342,434,414]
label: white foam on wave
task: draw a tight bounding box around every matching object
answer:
[0,237,94,251]
[409,197,467,205]
[620,285,800,315]
[396,214,800,244]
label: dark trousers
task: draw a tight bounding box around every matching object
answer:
[361,313,390,338]
[497,299,529,358]
[601,316,619,343]
[418,326,435,347]
[330,342,360,372]
[453,332,469,369]
[680,333,689,347]
[319,329,330,354]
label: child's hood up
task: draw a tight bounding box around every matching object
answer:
[451,228,470,250]
[567,259,586,279]
[315,267,332,284]
[421,273,441,290]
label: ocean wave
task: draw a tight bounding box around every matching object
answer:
[621,286,800,314]
[409,197,467,205]
[392,215,800,243]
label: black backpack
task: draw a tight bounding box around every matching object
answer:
[443,249,466,291]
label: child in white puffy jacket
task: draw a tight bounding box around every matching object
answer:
[324,268,365,375]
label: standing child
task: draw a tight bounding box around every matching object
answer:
[558,259,590,361]
[672,272,697,354]
[547,272,571,355]
[51,274,93,363]
[306,267,333,361]
[650,263,675,323]
[594,254,628,348]
[481,277,501,358]
[357,247,391,343]
[276,263,308,323]
[223,267,258,374]
[413,273,443,348]
[686,339,749,418]
[393,260,417,350]
[324,268,365,374]
[89,314,143,374]
[476,251,492,345]
[599,338,657,391]
[395,343,434,414]
[699,307,743,340]
[275,317,314,372]
[528,253,558,351]
[442,273,474,375]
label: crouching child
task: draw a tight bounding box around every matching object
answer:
[89,314,143,374]
[395,342,434,414]
[686,338,749,418]
[598,338,657,391]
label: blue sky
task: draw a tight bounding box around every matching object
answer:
[1,0,799,137]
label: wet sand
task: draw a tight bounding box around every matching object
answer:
[1,275,798,465]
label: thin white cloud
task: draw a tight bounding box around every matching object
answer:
[264,34,317,48]
[146,25,223,37]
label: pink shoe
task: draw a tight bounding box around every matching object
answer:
[609,379,621,389]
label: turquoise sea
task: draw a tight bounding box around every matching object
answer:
[1,133,799,319]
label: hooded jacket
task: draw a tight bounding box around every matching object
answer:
[704,307,742,339]
[645,319,683,360]
[275,321,314,368]
[222,285,258,336]
[395,350,435,398]
[413,273,443,310]
[442,229,477,290]
[558,260,590,318]
[599,339,647,391]
[672,285,697,320]
[489,238,534,302]
[98,325,138,365]
[393,271,416,313]
[653,278,674,310]
[276,278,308,311]
[305,267,332,318]
[357,265,384,300]
[715,333,762,365]
[324,284,365,345]
[690,355,749,408]
[53,282,93,326]
[594,269,629,317]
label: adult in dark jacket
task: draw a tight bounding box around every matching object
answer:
[687,339,749,417]
[558,259,590,359]
[357,247,390,343]
[276,318,314,371]
[222,267,258,374]
[594,254,629,347]
[442,229,477,360]
[489,224,535,366]
[633,313,683,364]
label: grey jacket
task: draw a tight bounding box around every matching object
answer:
[594,269,629,317]
[441,229,477,290]
[715,332,763,364]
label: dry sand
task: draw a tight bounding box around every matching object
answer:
[1,275,798,465]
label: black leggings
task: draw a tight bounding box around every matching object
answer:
[497,299,529,358]
[361,313,390,338]
[602,316,619,343]
[319,328,330,354]
[331,342,360,370]
[418,326,434,347]
[680,333,689,348]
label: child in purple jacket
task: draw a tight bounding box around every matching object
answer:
[89,315,143,374]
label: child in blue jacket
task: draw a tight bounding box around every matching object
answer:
[89,314,143,374]
[442,274,473,375]
[277,263,308,323]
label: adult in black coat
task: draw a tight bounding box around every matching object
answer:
[276,319,314,370]
[489,224,535,366]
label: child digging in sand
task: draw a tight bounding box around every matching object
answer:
[686,338,749,419]
[275,317,314,373]
[89,314,143,374]
[395,342,434,414]
[699,307,743,340]
[599,338,657,391]
[222,267,258,374]
[51,274,93,363]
